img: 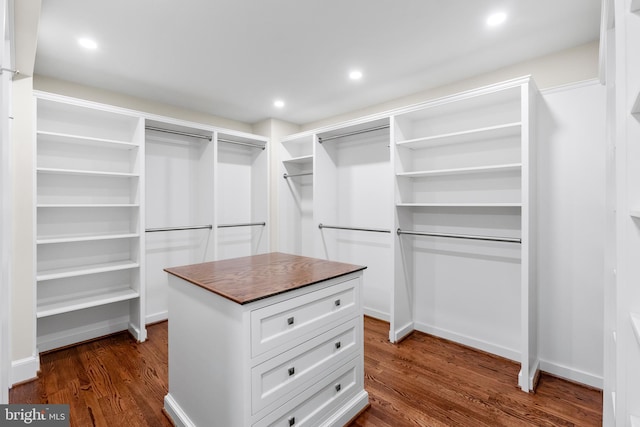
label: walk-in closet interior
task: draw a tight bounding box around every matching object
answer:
[4,0,638,425]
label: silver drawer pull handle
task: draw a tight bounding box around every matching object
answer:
[288,367,295,376]
[288,416,295,426]
[335,383,341,392]
[287,317,294,325]
[334,299,341,307]
[335,341,341,349]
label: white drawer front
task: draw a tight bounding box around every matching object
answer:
[252,318,358,415]
[253,358,360,427]
[251,277,359,357]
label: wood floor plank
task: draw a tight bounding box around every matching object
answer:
[10,317,602,426]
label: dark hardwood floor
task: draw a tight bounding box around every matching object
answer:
[10,317,602,426]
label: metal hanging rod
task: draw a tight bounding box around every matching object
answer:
[318,223,391,234]
[283,172,313,179]
[146,224,213,233]
[318,124,390,143]
[145,126,212,141]
[396,228,521,244]
[0,67,19,76]
[218,222,266,228]
[218,138,266,150]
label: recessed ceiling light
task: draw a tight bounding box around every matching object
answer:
[274,99,285,108]
[486,12,507,27]
[349,70,363,80]
[78,37,98,49]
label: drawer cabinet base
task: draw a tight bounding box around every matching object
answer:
[164,256,368,427]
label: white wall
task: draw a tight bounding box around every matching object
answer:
[537,81,606,388]
[34,75,253,134]
[252,119,301,252]
[303,41,599,132]
[10,76,38,383]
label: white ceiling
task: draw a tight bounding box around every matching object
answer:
[34,0,601,125]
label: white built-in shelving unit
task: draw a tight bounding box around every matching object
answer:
[215,132,269,260]
[277,77,538,391]
[315,118,393,321]
[605,0,640,424]
[279,118,395,320]
[279,135,315,256]
[35,94,146,352]
[34,92,269,352]
[391,77,538,392]
[602,0,618,423]
[144,121,215,323]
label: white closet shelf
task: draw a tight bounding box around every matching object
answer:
[396,202,522,208]
[396,122,521,150]
[37,167,139,178]
[37,287,139,318]
[37,131,138,149]
[630,210,640,218]
[37,260,140,282]
[283,155,313,165]
[37,203,139,208]
[631,312,640,346]
[37,232,139,245]
[397,163,522,178]
[632,0,640,13]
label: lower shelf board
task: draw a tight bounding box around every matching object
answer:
[37,287,139,318]
[37,260,140,281]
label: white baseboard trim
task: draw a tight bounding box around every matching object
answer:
[539,360,603,389]
[146,311,168,325]
[391,321,414,343]
[363,307,389,322]
[37,320,130,353]
[519,358,540,392]
[164,393,196,427]
[413,321,520,362]
[128,323,147,343]
[321,390,369,427]
[10,355,39,386]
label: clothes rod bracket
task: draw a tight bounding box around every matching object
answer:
[0,67,19,76]
[146,224,213,233]
[318,124,390,143]
[318,223,391,234]
[396,228,521,244]
[145,126,212,141]
[217,222,266,228]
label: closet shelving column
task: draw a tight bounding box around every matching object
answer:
[144,121,215,324]
[314,118,394,321]
[34,93,146,352]
[616,0,640,424]
[601,0,617,423]
[215,132,269,260]
[278,134,315,256]
[391,77,538,391]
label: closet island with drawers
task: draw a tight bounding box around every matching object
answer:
[163,252,369,427]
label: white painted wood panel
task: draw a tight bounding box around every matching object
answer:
[145,125,215,322]
[537,81,606,388]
